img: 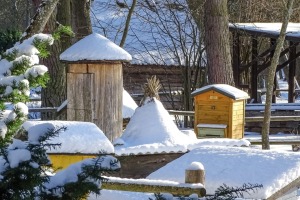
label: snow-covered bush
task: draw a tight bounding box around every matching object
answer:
[0,125,120,199]
[0,33,52,145]
[0,31,120,199]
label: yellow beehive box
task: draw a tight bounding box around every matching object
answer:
[191,84,249,139]
[22,121,114,170]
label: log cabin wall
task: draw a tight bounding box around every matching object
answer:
[123,64,187,110]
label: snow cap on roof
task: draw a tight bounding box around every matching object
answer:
[60,33,132,62]
[191,84,249,100]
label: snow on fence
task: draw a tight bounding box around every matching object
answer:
[102,176,206,197]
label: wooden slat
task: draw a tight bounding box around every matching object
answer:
[88,63,123,141]
[67,73,94,122]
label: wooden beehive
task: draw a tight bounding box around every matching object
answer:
[60,33,132,141]
[191,84,249,139]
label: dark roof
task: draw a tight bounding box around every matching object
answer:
[229,23,300,42]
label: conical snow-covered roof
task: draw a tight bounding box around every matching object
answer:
[116,97,192,150]
[60,33,132,62]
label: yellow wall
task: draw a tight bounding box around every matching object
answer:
[48,154,97,171]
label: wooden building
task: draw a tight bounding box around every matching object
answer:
[60,33,132,141]
[123,64,192,110]
[191,84,249,139]
[229,23,300,103]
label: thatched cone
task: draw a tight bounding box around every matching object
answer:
[139,76,162,106]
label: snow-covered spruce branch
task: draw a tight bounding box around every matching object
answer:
[0,33,53,144]
[0,25,73,144]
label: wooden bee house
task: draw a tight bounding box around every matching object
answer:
[60,33,132,141]
[191,84,249,139]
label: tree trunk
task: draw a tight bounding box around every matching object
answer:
[71,0,92,41]
[40,0,72,120]
[261,0,295,150]
[21,0,59,40]
[204,0,235,85]
[40,0,92,119]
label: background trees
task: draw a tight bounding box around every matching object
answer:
[92,0,204,114]
[30,0,92,119]
[0,0,34,32]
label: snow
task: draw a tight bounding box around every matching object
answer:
[147,146,300,199]
[7,148,31,168]
[114,97,194,154]
[0,59,12,77]
[91,0,200,66]
[191,84,250,100]
[60,33,132,62]
[197,124,227,129]
[6,33,53,57]
[15,102,29,116]
[24,64,48,78]
[230,23,300,38]
[103,176,204,189]
[22,121,114,154]
[186,162,204,171]
[122,89,138,118]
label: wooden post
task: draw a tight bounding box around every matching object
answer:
[185,162,205,186]
[288,41,296,103]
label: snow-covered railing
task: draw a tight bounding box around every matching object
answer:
[102,176,206,197]
[246,103,300,111]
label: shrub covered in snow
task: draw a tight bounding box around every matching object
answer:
[0,33,52,144]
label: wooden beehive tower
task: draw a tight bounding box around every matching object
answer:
[191,84,249,139]
[60,33,132,141]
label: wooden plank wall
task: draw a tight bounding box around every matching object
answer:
[88,63,123,142]
[67,72,94,122]
[67,63,123,142]
[123,64,185,110]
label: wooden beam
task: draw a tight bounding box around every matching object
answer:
[102,177,206,197]
[288,41,297,103]
[257,47,300,74]
[246,140,300,145]
[245,116,300,122]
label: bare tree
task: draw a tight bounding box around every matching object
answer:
[119,0,137,47]
[92,0,204,115]
[261,0,295,150]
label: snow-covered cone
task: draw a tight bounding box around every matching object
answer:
[115,76,192,154]
[118,97,192,147]
[122,89,138,119]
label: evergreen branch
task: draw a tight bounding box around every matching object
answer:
[208,183,263,200]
